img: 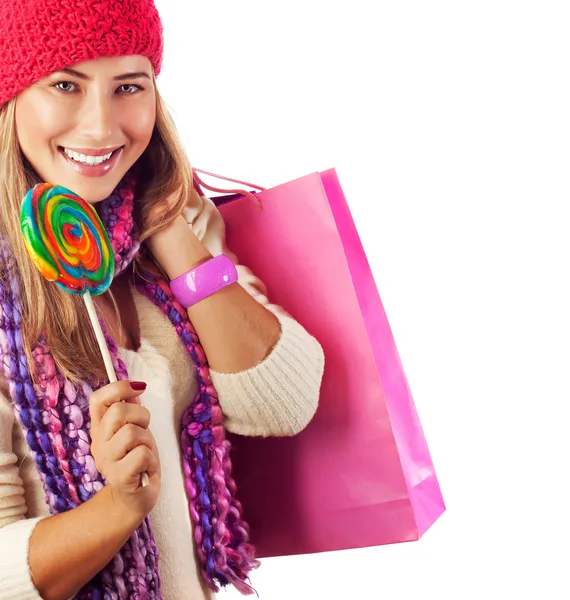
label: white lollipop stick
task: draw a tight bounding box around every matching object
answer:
[83,293,150,488]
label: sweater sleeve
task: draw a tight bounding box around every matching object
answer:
[183,191,325,437]
[0,390,45,599]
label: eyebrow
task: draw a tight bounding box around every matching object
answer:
[53,68,151,81]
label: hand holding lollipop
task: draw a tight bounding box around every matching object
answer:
[20,183,150,488]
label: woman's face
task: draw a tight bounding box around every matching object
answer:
[15,55,157,204]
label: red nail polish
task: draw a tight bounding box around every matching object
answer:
[130,381,147,391]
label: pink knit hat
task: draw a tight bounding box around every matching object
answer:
[0,0,164,107]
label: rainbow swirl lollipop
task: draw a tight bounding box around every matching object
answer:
[20,183,114,295]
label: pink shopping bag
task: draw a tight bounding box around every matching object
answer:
[205,169,445,558]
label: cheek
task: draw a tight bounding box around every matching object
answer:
[16,95,70,149]
[123,100,156,143]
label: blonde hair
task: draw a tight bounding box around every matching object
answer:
[0,79,196,383]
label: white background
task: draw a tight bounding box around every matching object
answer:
[154,1,569,598]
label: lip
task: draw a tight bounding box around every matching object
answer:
[59,145,123,157]
[59,146,124,177]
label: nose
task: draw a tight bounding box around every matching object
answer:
[78,88,116,143]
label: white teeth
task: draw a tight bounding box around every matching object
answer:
[63,148,115,165]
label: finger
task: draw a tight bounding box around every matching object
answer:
[108,424,155,461]
[89,381,147,428]
[99,403,151,443]
[118,444,159,484]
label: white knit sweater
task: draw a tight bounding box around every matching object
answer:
[0,196,325,599]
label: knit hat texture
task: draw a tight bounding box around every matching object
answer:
[0,0,164,107]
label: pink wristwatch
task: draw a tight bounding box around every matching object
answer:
[170,254,238,309]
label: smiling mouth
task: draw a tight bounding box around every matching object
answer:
[58,146,124,165]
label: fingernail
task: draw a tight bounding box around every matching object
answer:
[130,381,147,391]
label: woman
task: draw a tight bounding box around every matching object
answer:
[0,0,325,598]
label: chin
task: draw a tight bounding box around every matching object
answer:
[60,171,130,205]
[78,183,120,205]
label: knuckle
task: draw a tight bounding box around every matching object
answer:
[131,403,149,422]
[108,401,125,417]
[123,423,140,445]
[106,402,126,429]
[138,445,153,462]
[137,442,150,456]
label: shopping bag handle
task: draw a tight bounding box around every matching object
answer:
[192,168,265,211]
